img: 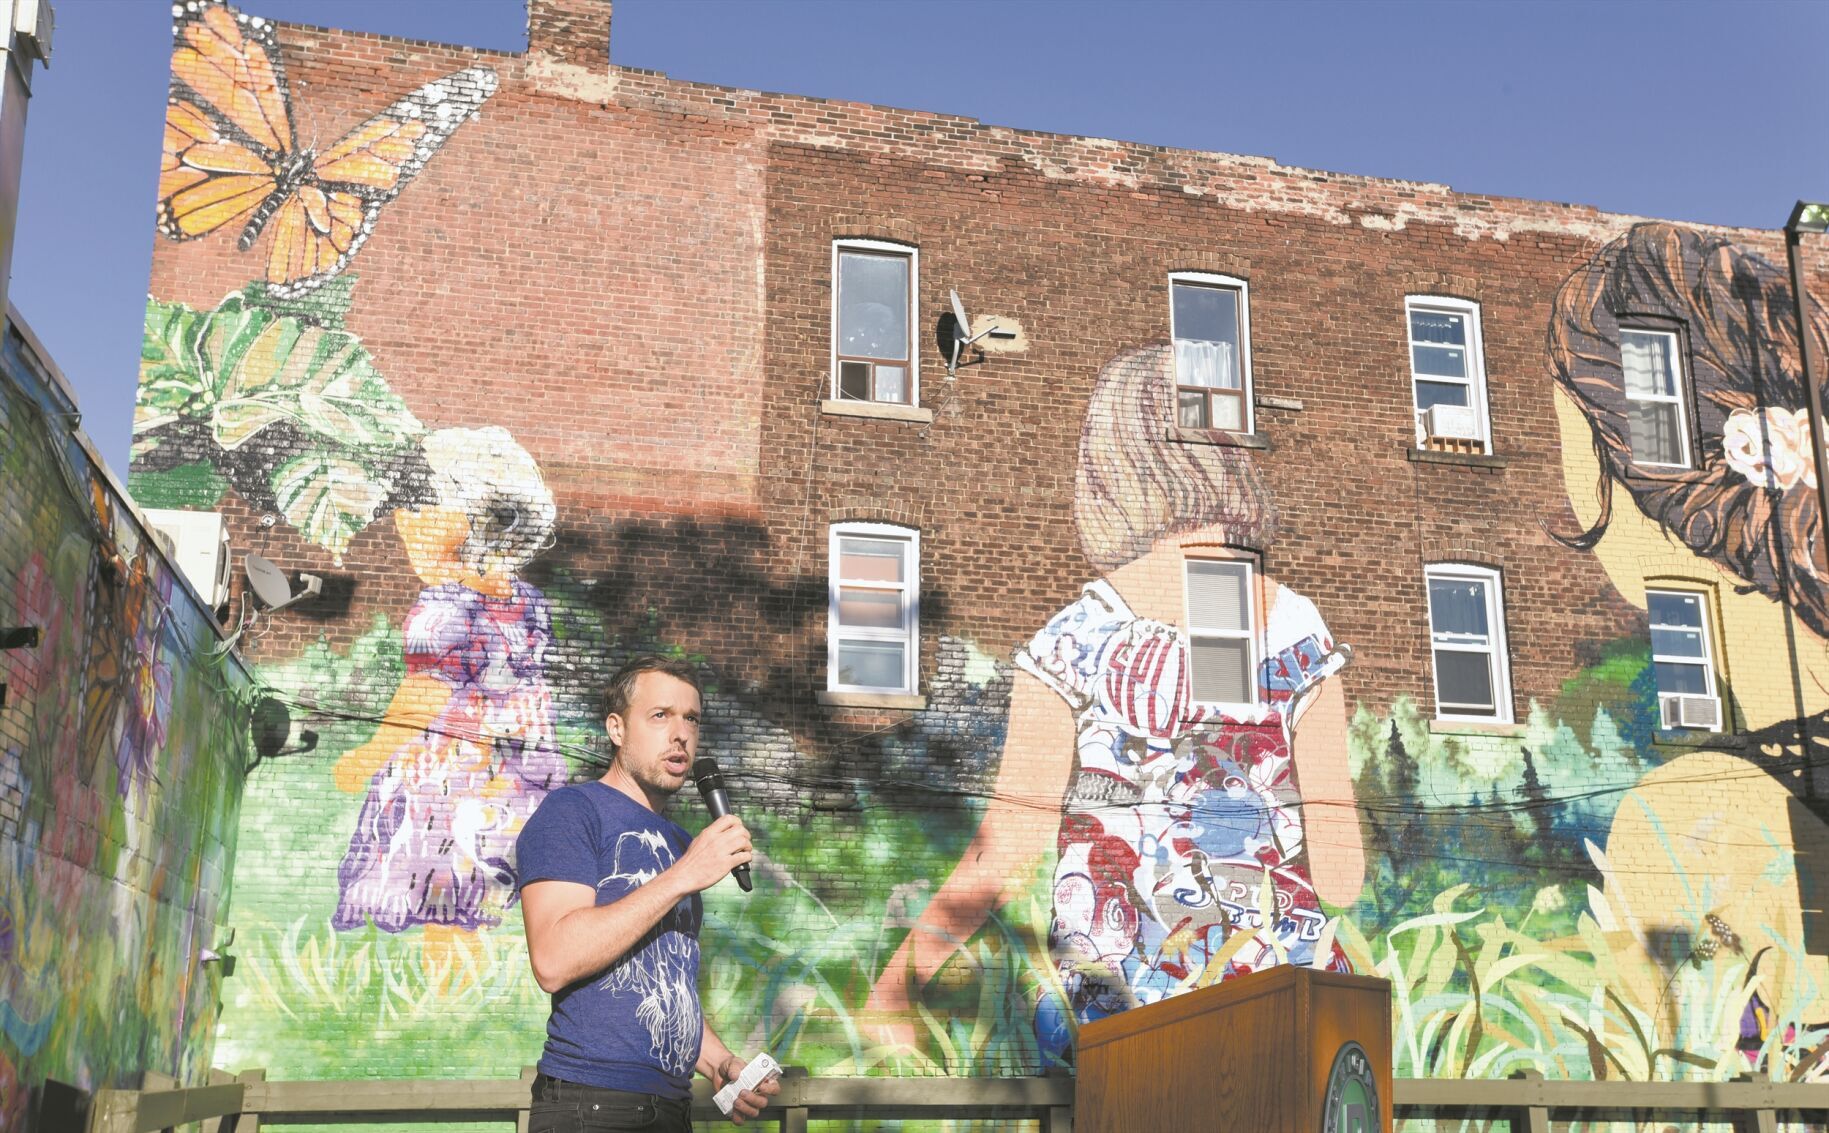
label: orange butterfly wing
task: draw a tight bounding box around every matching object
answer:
[158,2,497,297]
[264,67,499,298]
[158,3,292,244]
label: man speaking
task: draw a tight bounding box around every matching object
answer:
[517,655,780,1130]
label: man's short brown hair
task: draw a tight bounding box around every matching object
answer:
[603,654,704,737]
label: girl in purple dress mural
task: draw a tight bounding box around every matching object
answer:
[332,427,566,973]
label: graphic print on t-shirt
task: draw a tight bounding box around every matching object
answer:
[598,829,699,1075]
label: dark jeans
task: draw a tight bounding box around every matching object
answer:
[528,1071,694,1133]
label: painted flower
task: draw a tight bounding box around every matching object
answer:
[1722,407,1817,492]
[117,603,174,797]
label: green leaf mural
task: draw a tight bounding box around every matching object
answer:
[135,298,211,438]
[127,460,229,510]
[133,284,424,560]
[209,305,421,451]
[272,452,389,560]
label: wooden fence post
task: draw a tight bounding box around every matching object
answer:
[517,1065,537,1133]
[1733,1107,1779,1133]
[1508,1068,1548,1133]
[84,1088,135,1133]
[236,1068,266,1133]
[203,1069,235,1133]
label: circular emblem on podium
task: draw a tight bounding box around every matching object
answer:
[1322,1041,1379,1133]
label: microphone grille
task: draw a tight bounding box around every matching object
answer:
[692,757,722,787]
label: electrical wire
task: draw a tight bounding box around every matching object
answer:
[253,684,1829,875]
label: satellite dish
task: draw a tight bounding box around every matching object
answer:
[245,554,294,608]
[950,289,972,342]
[245,553,324,612]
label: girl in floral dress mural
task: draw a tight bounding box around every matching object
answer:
[868,344,1365,1062]
[332,427,567,971]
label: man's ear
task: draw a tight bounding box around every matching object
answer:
[604,712,624,749]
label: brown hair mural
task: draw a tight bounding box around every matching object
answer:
[1549,222,1829,638]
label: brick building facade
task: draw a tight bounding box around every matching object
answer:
[129,0,1829,1090]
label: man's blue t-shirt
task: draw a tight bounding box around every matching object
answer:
[516,781,703,1098]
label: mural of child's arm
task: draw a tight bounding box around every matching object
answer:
[332,673,452,793]
[1290,671,1365,907]
[864,669,1076,1028]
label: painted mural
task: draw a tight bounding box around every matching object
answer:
[119,0,1829,1117]
[0,330,253,1128]
[160,0,497,298]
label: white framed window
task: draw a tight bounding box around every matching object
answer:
[1424,564,1513,723]
[1647,589,1723,731]
[1170,272,1253,433]
[827,523,919,694]
[1185,557,1256,709]
[832,240,918,406]
[1620,328,1692,468]
[1406,296,1492,451]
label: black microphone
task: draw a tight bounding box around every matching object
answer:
[692,757,753,892]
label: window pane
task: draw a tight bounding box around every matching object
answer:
[1178,391,1209,428]
[1210,390,1246,431]
[1415,380,1471,410]
[1650,626,1706,660]
[1411,344,1468,379]
[839,538,904,582]
[839,360,870,400]
[837,588,901,629]
[1434,649,1495,710]
[1621,331,1676,397]
[1187,561,1249,631]
[1410,310,1466,347]
[1172,282,1240,349]
[1627,401,1684,464]
[1428,577,1490,640]
[874,364,907,404]
[1654,661,1710,696]
[1647,591,1704,630]
[838,252,909,361]
[1192,636,1251,703]
[1174,339,1238,390]
[838,640,905,689]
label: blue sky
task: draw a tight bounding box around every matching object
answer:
[12,0,1825,476]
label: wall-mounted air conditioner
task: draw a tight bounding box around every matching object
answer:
[1422,404,1481,442]
[142,509,232,609]
[1658,693,1721,731]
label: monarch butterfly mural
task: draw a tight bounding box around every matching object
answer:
[158,0,497,297]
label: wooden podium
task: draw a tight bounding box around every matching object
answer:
[1074,966,1392,1133]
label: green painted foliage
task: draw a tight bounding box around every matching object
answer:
[126,460,229,510]
[138,291,422,453]
[134,286,423,558]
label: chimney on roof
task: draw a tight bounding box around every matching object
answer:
[526,0,611,71]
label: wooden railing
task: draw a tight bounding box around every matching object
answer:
[78,1068,1829,1132]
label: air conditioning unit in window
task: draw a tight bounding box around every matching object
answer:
[1658,693,1721,731]
[1422,404,1481,442]
[142,508,232,609]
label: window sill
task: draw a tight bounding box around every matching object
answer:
[816,691,928,710]
[1428,718,1524,738]
[1407,447,1508,470]
[820,399,934,423]
[1166,427,1268,449]
[1651,729,1744,750]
